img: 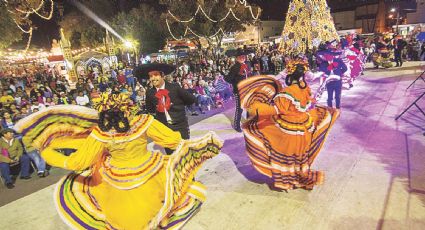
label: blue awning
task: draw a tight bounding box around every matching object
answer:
[417,32,425,42]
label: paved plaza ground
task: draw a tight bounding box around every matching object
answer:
[0,62,424,230]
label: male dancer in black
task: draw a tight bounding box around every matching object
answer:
[394,35,407,67]
[225,48,252,132]
[138,63,196,154]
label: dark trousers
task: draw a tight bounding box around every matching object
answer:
[326,80,342,109]
[164,124,190,155]
[394,50,402,66]
[0,154,31,184]
[233,92,243,131]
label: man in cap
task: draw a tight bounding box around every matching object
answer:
[140,63,196,154]
[0,128,31,189]
[225,48,253,132]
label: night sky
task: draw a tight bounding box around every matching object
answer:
[23,0,416,49]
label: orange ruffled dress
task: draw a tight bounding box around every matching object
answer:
[239,76,339,190]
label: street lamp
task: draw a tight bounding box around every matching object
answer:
[124,41,133,48]
[124,40,139,66]
[389,7,401,33]
[389,4,416,34]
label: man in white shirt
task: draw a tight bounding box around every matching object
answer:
[30,100,46,112]
[75,91,90,106]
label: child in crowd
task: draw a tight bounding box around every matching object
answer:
[214,92,224,108]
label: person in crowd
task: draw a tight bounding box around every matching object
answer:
[41,86,53,100]
[183,83,200,116]
[44,97,55,107]
[214,74,231,101]
[1,111,15,129]
[36,92,45,104]
[14,87,28,105]
[126,67,136,90]
[0,128,31,189]
[126,87,136,102]
[135,88,146,112]
[75,91,90,106]
[110,68,117,82]
[58,92,70,105]
[86,79,95,92]
[117,70,126,85]
[214,92,224,108]
[26,148,49,178]
[15,107,30,121]
[75,78,87,94]
[30,99,46,112]
[144,63,197,154]
[0,91,15,108]
[394,35,407,67]
[89,87,100,99]
[194,80,214,112]
[52,93,60,105]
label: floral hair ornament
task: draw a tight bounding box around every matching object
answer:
[286,59,309,75]
[92,92,138,117]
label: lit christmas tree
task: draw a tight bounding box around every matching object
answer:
[280,0,339,55]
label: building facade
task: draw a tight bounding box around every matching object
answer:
[407,0,425,24]
[330,0,418,33]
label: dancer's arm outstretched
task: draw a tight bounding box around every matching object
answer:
[41,135,104,171]
[146,118,182,150]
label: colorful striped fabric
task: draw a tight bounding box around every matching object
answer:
[239,75,339,190]
[15,105,223,229]
[14,105,98,151]
[54,172,108,230]
[54,132,221,230]
[238,75,283,109]
[152,132,223,229]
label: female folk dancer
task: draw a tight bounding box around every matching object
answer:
[15,93,222,230]
[239,60,339,191]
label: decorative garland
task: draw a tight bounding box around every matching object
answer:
[3,0,55,52]
[166,0,260,41]
[168,0,260,23]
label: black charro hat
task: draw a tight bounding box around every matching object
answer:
[225,48,255,57]
[133,63,176,81]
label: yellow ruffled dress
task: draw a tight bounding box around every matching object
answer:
[15,105,222,230]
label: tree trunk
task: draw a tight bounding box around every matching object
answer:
[191,38,203,50]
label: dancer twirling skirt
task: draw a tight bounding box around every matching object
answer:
[14,92,223,230]
[239,61,339,191]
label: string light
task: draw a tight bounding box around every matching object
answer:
[237,0,261,20]
[166,18,230,41]
[33,0,54,20]
[168,0,260,23]
[166,0,260,41]
[3,0,55,53]
[14,0,45,14]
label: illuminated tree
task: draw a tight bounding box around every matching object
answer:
[280,0,339,55]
